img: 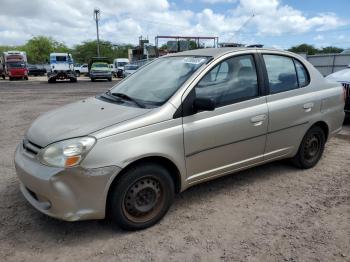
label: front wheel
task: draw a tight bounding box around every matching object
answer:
[108,164,175,230]
[292,126,325,169]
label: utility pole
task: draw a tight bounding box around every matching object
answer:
[94,8,101,57]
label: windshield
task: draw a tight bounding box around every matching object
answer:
[110,56,210,106]
[117,62,128,67]
[93,63,108,68]
[125,65,139,70]
[56,56,67,62]
[7,62,25,69]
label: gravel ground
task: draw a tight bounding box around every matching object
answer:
[0,78,349,262]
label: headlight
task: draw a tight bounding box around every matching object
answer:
[37,137,96,168]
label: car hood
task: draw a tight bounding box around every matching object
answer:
[26,97,151,147]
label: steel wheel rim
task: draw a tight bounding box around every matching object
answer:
[304,134,321,161]
[122,176,164,223]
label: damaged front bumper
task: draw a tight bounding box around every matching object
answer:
[14,145,121,221]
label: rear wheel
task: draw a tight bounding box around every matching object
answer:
[292,126,325,169]
[108,164,175,230]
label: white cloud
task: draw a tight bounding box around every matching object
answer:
[0,0,347,47]
[314,34,324,41]
[201,0,237,4]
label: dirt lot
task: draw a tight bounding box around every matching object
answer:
[0,78,349,262]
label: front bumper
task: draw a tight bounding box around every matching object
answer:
[14,145,121,221]
[90,72,112,79]
[48,71,76,80]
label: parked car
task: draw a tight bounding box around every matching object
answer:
[74,63,89,76]
[326,66,350,117]
[123,64,139,78]
[90,62,112,81]
[28,64,47,76]
[14,48,345,230]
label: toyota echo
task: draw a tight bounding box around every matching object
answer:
[15,48,345,230]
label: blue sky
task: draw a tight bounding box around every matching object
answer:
[0,0,349,49]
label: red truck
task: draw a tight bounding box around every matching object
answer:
[0,51,28,80]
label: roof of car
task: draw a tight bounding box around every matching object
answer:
[167,47,288,58]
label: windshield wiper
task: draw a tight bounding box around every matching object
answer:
[110,92,145,108]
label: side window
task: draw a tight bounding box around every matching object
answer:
[263,55,298,94]
[294,59,309,87]
[196,55,258,108]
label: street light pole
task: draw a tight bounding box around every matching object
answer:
[94,8,101,57]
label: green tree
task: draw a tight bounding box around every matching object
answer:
[72,40,133,64]
[23,36,70,63]
[319,46,344,54]
[288,44,318,55]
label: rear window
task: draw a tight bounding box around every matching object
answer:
[263,55,298,94]
[125,65,139,70]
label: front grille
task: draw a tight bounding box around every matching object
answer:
[22,139,42,156]
[341,82,350,99]
[341,83,350,111]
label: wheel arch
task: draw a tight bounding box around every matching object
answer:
[311,121,329,141]
[106,156,182,215]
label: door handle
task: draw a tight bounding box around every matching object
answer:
[250,114,266,126]
[303,102,314,112]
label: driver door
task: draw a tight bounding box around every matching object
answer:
[182,54,268,184]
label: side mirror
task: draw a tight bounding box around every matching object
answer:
[194,97,215,111]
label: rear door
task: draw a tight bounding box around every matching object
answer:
[260,52,319,160]
[182,52,269,184]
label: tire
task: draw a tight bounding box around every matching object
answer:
[91,78,95,82]
[24,76,28,80]
[108,77,112,82]
[9,77,13,81]
[2,75,5,80]
[108,163,175,230]
[292,126,325,169]
[75,71,80,77]
[70,78,77,83]
[48,78,56,83]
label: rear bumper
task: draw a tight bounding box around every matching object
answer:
[14,145,121,221]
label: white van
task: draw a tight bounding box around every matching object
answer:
[113,58,129,77]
